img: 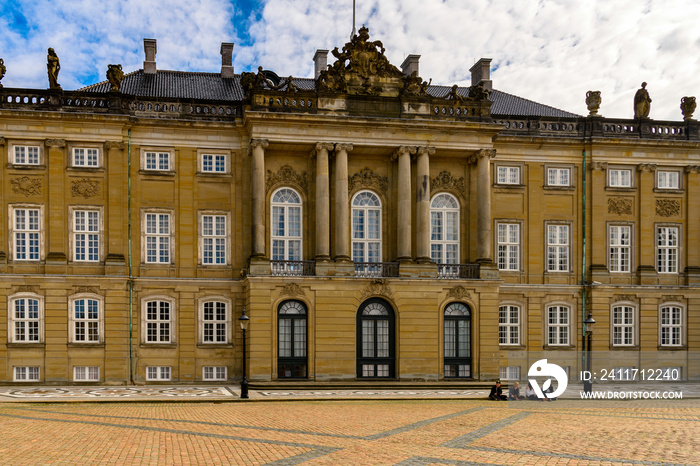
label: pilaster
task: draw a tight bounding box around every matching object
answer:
[685,165,700,284]
[637,163,657,284]
[45,139,67,269]
[104,141,127,273]
[589,161,608,281]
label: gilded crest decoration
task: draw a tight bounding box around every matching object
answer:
[656,199,680,217]
[72,178,101,198]
[431,171,466,199]
[360,279,393,300]
[11,176,42,196]
[608,197,632,215]
[348,167,388,194]
[266,165,308,193]
[446,285,472,300]
[280,283,305,297]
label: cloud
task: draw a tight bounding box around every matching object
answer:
[1,0,698,120]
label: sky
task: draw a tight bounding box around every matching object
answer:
[1,0,698,120]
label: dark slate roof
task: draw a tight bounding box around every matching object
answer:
[80,69,579,118]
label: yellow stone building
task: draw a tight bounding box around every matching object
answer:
[0,29,698,385]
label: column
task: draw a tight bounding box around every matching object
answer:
[314,143,334,260]
[475,149,496,262]
[589,161,608,279]
[393,146,414,261]
[250,139,268,258]
[45,139,67,262]
[334,143,352,261]
[415,146,434,263]
[105,141,126,266]
[637,163,656,283]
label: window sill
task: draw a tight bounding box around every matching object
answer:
[657,345,687,351]
[197,343,233,349]
[606,186,635,192]
[653,188,684,194]
[6,342,45,348]
[542,345,576,350]
[196,172,232,179]
[543,185,575,191]
[7,164,46,170]
[140,343,177,349]
[494,183,526,189]
[609,345,640,350]
[499,344,525,350]
[139,170,176,177]
[67,167,105,173]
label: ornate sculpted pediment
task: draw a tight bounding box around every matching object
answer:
[431,171,465,199]
[266,165,308,194]
[349,167,388,194]
[446,285,472,300]
[360,279,393,300]
[280,282,305,298]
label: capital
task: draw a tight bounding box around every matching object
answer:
[45,138,66,148]
[0,137,5,147]
[416,146,435,157]
[314,142,335,154]
[104,141,125,150]
[637,163,657,172]
[335,143,353,153]
[391,146,416,161]
[685,165,700,173]
[475,148,496,159]
[589,161,608,171]
[249,139,269,154]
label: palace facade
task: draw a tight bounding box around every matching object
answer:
[0,29,698,385]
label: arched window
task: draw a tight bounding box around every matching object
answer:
[357,299,395,378]
[546,305,570,346]
[278,300,307,379]
[352,191,382,264]
[611,304,635,346]
[660,304,683,347]
[444,302,471,378]
[271,188,302,262]
[431,193,460,264]
[9,294,43,343]
[70,295,103,343]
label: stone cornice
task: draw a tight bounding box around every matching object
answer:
[45,138,66,148]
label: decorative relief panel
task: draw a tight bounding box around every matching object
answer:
[431,171,466,199]
[446,285,473,300]
[74,286,99,294]
[11,176,42,196]
[612,294,636,303]
[348,167,388,194]
[360,279,393,300]
[72,178,101,198]
[661,295,684,303]
[608,197,633,215]
[266,165,308,193]
[656,199,680,217]
[13,285,38,294]
[280,283,305,297]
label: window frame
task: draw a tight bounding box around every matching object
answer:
[13,366,40,382]
[140,147,174,172]
[351,190,383,264]
[198,149,230,174]
[73,366,100,382]
[8,293,44,344]
[270,187,303,262]
[69,206,104,263]
[141,296,176,345]
[141,209,174,265]
[430,193,460,265]
[70,145,102,168]
[496,221,521,271]
[495,164,522,186]
[607,167,633,188]
[546,223,571,273]
[659,303,685,348]
[198,297,231,345]
[146,366,172,381]
[9,204,44,262]
[656,225,680,274]
[611,302,637,347]
[198,211,231,266]
[656,169,681,190]
[202,366,228,381]
[356,298,395,379]
[545,304,571,347]
[608,223,633,273]
[545,166,573,188]
[9,143,43,166]
[68,293,104,344]
[498,303,521,346]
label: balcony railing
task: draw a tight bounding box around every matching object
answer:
[270,260,316,276]
[437,263,480,279]
[354,262,400,278]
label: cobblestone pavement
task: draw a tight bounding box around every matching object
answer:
[0,399,698,465]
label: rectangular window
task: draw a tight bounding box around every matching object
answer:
[547,224,569,272]
[202,214,227,264]
[202,301,228,343]
[497,223,519,271]
[14,366,40,381]
[145,213,171,263]
[498,305,520,345]
[145,152,171,171]
[657,226,679,273]
[612,305,635,346]
[609,225,631,272]
[657,171,679,189]
[547,168,570,186]
[13,146,40,165]
[12,298,41,343]
[499,366,520,381]
[13,208,41,261]
[202,154,227,173]
[146,366,171,381]
[72,148,99,167]
[497,166,520,185]
[609,169,632,187]
[74,366,100,381]
[145,300,171,343]
[660,306,683,346]
[547,305,569,345]
[73,298,100,343]
[203,366,227,381]
[74,210,100,262]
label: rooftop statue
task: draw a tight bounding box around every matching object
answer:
[446,84,464,103]
[586,90,601,116]
[106,64,124,93]
[468,83,490,102]
[681,96,696,121]
[401,71,430,97]
[47,47,61,90]
[0,58,5,88]
[633,82,651,119]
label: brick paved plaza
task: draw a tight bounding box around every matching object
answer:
[0,399,698,465]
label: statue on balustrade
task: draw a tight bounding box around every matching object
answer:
[0,58,6,88]
[633,82,651,119]
[446,84,464,103]
[681,96,696,121]
[47,48,61,90]
[401,71,431,97]
[106,64,124,93]
[586,90,602,116]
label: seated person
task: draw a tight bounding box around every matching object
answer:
[508,381,524,400]
[525,382,539,400]
[488,380,508,400]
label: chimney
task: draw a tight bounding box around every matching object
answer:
[400,55,420,77]
[220,42,234,78]
[313,49,328,80]
[469,58,492,90]
[143,38,157,75]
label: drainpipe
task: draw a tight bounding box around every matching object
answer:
[128,130,134,384]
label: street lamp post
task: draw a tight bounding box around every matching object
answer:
[583,312,596,394]
[239,307,250,399]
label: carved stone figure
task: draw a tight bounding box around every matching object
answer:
[401,71,430,97]
[681,96,696,121]
[633,82,651,119]
[106,64,124,92]
[240,71,255,92]
[284,76,298,94]
[47,47,61,90]
[446,84,464,103]
[468,83,490,102]
[0,58,5,88]
[586,90,602,116]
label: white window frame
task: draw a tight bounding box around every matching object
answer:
[8,293,44,343]
[199,150,229,174]
[146,366,172,381]
[9,204,44,261]
[198,211,230,265]
[141,148,173,172]
[74,366,100,382]
[500,366,521,381]
[608,168,632,188]
[142,297,176,344]
[71,146,101,168]
[499,304,520,346]
[198,297,231,344]
[547,224,570,272]
[657,170,680,190]
[430,193,460,265]
[203,366,228,381]
[611,303,636,347]
[546,304,570,346]
[351,191,382,263]
[496,165,521,185]
[546,167,571,187]
[659,304,684,347]
[270,188,303,262]
[70,206,103,263]
[609,224,631,273]
[142,210,173,264]
[14,366,40,382]
[10,144,42,166]
[69,294,104,344]
[497,222,520,271]
[656,225,679,273]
